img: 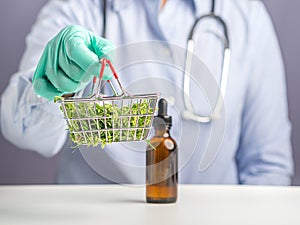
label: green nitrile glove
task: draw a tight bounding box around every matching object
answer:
[32,25,115,101]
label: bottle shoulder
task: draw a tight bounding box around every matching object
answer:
[148,135,177,151]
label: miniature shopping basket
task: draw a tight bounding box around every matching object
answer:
[56,58,159,147]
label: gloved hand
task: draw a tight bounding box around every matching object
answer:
[32,25,115,101]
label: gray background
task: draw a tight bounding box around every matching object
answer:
[0,0,299,185]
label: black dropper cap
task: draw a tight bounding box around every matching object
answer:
[154,98,172,127]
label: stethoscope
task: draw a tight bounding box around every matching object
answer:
[183,0,230,123]
[101,0,230,123]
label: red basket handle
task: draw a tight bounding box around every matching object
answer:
[99,58,119,80]
[95,58,127,97]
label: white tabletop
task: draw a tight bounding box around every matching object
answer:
[0,185,299,225]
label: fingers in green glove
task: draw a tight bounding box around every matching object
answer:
[32,25,115,101]
[65,32,115,80]
[44,67,81,93]
[91,34,115,62]
[33,77,63,101]
[58,52,90,83]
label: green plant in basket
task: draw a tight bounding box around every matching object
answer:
[55,96,155,148]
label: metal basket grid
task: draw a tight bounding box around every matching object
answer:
[61,95,157,146]
[57,58,158,147]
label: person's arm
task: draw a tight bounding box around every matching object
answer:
[0,0,104,157]
[236,2,294,185]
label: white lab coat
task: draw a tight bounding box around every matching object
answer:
[0,0,293,185]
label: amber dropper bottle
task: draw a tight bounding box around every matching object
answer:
[146,98,178,203]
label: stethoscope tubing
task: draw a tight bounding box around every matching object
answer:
[183,2,231,123]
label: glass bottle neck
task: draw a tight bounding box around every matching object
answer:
[154,125,170,137]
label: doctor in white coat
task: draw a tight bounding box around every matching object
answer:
[0,0,294,185]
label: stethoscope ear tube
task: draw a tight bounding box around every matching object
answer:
[183,14,230,123]
[183,39,212,123]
